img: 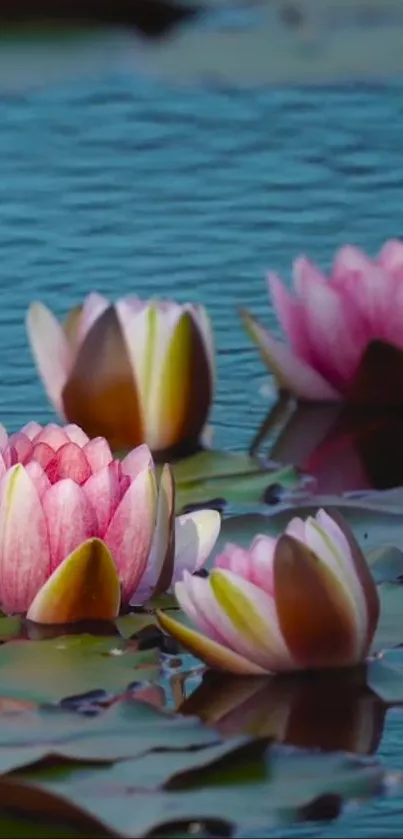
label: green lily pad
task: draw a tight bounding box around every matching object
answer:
[218,502,403,556]
[115,613,157,640]
[0,698,220,772]
[367,654,403,704]
[368,545,403,583]
[0,616,23,642]
[0,636,159,704]
[373,584,403,652]
[5,738,395,838]
[169,450,300,511]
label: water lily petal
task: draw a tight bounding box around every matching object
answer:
[119,302,212,452]
[30,442,56,470]
[0,425,8,448]
[62,305,143,450]
[121,443,153,481]
[304,514,368,656]
[24,461,51,501]
[42,479,97,572]
[155,308,213,451]
[83,462,121,537]
[273,534,359,668]
[45,442,92,485]
[157,610,267,675]
[215,543,253,578]
[33,423,70,451]
[130,464,175,604]
[20,421,42,441]
[0,465,50,614]
[191,304,216,386]
[7,432,33,463]
[104,465,156,602]
[63,424,90,446]
[378,238,403,272]
[26,304,71,416]
[173,508,221,581]
[322,508,379,651]
[240,308,341,401]
[79,292,110,342]
[209,569,294,671]
[27,538,120,624]
[174,574,224,642]
[269,271,312,362]
[83,437,113,472]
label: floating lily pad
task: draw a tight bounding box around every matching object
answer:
[367,654,403,704]
[373,584,403,652]
[4,736,395,838]
[0,636,159,704]
[367,545,403,583]
[0,616,23,642]
[0,698,220,773]
[169,450,300,512]
[218,501,403,557]
[115,613,157,640]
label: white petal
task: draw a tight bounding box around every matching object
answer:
[26,303,72,415]
[172,509,221,583]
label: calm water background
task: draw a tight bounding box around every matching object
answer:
[1,73,403,836]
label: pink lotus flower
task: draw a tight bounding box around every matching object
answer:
[27,294,214,453]
[241,240,403,403]
[158,509,379,675]
[0,422,220,623]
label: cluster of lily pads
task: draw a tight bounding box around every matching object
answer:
[1,239,403,834]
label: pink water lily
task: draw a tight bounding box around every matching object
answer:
[158,509,379,675]
[241,239,403,403]
[27,294,214,453]
[0,422,220,623]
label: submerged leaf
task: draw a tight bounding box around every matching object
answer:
[0,636,159,703]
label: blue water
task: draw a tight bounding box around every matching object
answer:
[1,73,403,836]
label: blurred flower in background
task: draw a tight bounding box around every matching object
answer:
[241,240,403,406]
[27,295,215,456]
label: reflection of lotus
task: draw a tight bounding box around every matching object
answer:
[27,295,214,455]
[252,400,403,494]
[0,422,220,623]
[158,509,379,674]
[180,669,386,755]
[241,240,403,405]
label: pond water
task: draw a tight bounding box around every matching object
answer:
[1,72,403,836]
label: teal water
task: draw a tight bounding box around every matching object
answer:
[1,74,403,836]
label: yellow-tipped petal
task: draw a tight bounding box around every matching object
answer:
[62,304,83,349]
[209,569,293,671]
[26,538,120,625]
[209,570,271,650]
[157,610,267,676]
[157,310,213,451]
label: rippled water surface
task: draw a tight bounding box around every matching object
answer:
[1,73,403,836]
